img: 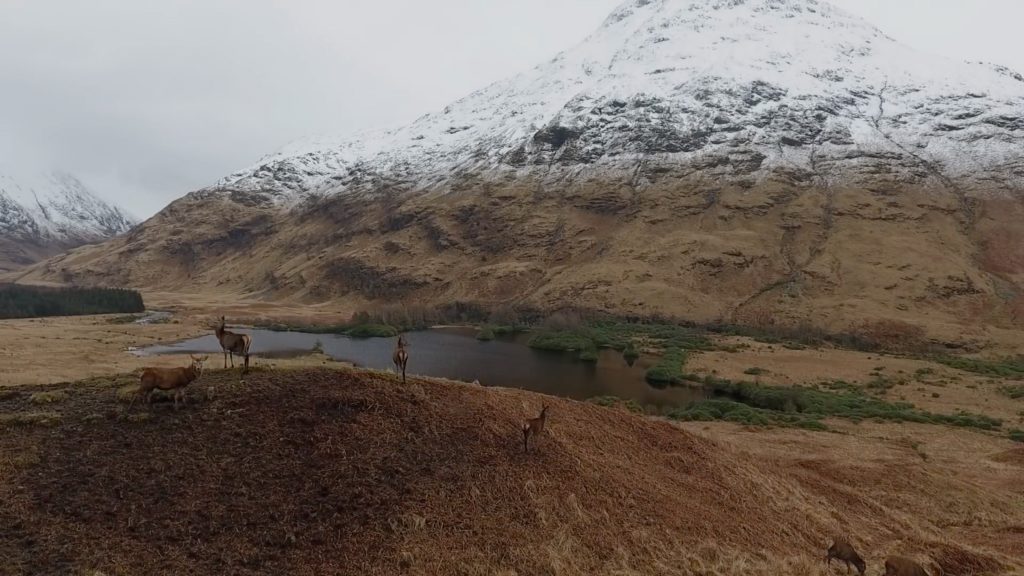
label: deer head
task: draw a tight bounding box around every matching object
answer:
[190,354,208,377]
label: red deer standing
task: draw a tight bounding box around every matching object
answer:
[130,354,207,410]
[523,404,549,453]
[215,316,251,373]
[393,334,409,383]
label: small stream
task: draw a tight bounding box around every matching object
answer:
[139,327,709,408]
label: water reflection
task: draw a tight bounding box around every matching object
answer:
[140,327,707,408]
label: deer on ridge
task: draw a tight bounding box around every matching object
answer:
[130,354,207,411]
[393,334,409,383]
[215,316,251,373]
[523,404,549,453]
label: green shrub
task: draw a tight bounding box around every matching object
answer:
[578,344,599,363]
[743,367,767,376]
[588,396,643,413]
[623,341,640,361]
[667,399,826,430]
[998,385,1024,399]
[345,324,398,338]
[1009,429,1024,443]
[703,378,1002,431]
[476,326,496,341]
[645,348,688,385]
[528,331,593,352]
[935,355,1024,379]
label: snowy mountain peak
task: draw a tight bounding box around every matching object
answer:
[0,169,135,244]
[214,0,1024,203]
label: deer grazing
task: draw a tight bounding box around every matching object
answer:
[130,354,207,410]
[215,316,251,373]
[522,404,549,453]
[884,556,942,576]
[392,334,409,383]
[826,538,866,575]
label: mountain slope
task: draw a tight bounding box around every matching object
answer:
[17,0,1024,345]
[0,169,134,271]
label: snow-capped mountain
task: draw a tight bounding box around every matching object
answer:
[18,0,1024,347]
[217,0,1024,203]
[0,169,134,269]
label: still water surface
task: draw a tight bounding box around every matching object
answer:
[140,327,708,408]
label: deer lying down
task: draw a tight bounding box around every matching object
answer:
[826,538,866,575]
[522,404,549,453]
[884,556,942,576]
[131,355,207,411]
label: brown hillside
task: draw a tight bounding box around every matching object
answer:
[13,182,1024,349]
[1,368,1019,575]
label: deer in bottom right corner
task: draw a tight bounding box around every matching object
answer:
[825,538,866,575]
[522,404,549,453]
[884,556,943,576]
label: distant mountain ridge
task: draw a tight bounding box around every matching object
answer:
[0,169,134,271]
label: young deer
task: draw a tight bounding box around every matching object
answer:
[826,538,866,575]
[884,556,942,576]
[522,404,549,453]
[215,316,251,373]
[131,354,207,410]
[392,334,409,383]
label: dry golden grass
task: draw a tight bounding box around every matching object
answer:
[0,367,1021,575]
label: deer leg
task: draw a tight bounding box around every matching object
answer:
[243,353,249,374]
[223,350,228,369]
[229,351,235,368]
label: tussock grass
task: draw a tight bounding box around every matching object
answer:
[29,390,67,404]
[0,412,61,427]
[116,386,140,403]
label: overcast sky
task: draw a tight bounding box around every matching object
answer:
[2,0,1022,219]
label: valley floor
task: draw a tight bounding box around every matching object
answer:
[1,296,1023,574]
